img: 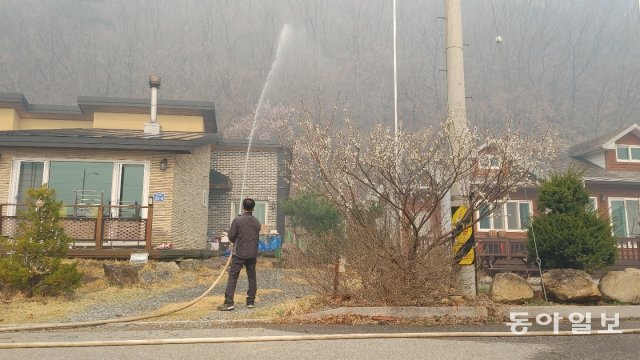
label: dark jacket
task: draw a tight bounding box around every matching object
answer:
[228,212,261,259]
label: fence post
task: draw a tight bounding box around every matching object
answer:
[0,204,3,237]
[145,203,153,250]
[506,238,512,260]
[95,205,103,250]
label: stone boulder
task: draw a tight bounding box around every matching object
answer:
[103,263,143,286]
[178,259,203,272]
[490,273,534,303]
[598,268,640,304]
[542,269,601,302]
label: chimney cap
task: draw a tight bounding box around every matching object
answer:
[149,75,161,88]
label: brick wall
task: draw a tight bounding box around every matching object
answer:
[171,145,210,248]
[208,150,279,234]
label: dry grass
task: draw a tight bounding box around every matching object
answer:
[0,259,228,325]
[244,295,324,320]
[0,258,317,325]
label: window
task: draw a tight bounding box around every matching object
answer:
[478,201,532,231]
[478,154,500,169]
[588,197,598,212]
[231,201,268,225]
[610,198,640,238]
[15,162,44,205]
[616,145,640,162]
[10,159,148,218]
[48,161,114,215]
[117,164,145,218]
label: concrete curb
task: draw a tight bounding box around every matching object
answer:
[303,305,640,321]
[303,306,489,320]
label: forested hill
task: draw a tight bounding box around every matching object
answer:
[0,0,638,142]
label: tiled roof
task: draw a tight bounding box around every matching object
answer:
[568,124,640,156]
[0,92,217,133]
[0,128,219,153]
[552,152,640,183]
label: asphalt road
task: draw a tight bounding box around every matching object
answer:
[1,321,639,360]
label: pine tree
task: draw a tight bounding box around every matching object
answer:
[0,185,82,297]
[527,169,617,272]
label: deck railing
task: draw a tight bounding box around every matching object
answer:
[476,237,640,272]
[0,203,153,250]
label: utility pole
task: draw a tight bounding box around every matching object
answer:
[445,0,476,297]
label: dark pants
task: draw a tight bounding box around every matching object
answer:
[224,255,257,305]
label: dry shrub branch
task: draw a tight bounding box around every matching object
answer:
[286,114,558,305]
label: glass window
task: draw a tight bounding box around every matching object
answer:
[631,148,640,161]
[117,164,144,218]
[16,162,44,205]
[588,197,597,212]
[617,146,630,160]
[48,161,114,216]
[232,201,267,225]
[611,200,627,237]
[11,160,147,218]
[479,155,500,169]
[506,202,519,230]
[492,205,504,230]
[519,202,531,229]
[625,200,640,236]
[610,199,640,237]
[478,205,491,229]
[477,201,531,231]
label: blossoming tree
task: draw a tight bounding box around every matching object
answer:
[288,113,558,303]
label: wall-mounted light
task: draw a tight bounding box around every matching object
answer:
[148,195,154,206]
[600,193,606,202]
[159,158,168,171]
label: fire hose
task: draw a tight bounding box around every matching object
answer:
[1,328,639,349]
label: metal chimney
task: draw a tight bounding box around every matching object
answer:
[144,75,162,135]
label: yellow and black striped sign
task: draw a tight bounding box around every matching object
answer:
[452,205,475,265]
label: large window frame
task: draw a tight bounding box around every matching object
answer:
[230,200,269,227]
[8,158,150,218]
[609,197,640,238]
[477,200,532,232]
[615,145,640,162]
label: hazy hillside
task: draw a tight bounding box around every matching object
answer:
[0,0,638,142]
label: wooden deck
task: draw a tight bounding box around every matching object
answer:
[1,202,154,250]
[476,237,640,274]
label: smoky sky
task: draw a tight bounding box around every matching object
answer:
[0,0,639,141]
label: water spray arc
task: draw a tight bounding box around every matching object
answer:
[238,24,292,206]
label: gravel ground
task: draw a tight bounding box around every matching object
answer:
[63,258,313,323]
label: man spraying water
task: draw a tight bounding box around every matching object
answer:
[217,198,261,311]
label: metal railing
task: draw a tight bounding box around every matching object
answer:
[0,203,154,250]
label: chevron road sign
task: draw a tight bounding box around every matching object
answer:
[452,205,475,265]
